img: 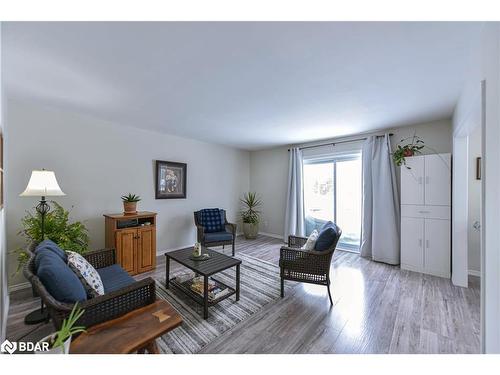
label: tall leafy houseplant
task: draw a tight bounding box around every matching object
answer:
[14,201,89,273]
[240,192,262,239]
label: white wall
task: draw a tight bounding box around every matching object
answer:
[250,119,452,238]
[6,98,250,287]
[453,22,500,353]
[468,125,481,275]
[0,22,8,343]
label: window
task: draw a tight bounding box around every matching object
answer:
[303,152,362,251]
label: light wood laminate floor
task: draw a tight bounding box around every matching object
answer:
[6,235,480,353]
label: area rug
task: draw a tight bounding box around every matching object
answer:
[155,252,291,354]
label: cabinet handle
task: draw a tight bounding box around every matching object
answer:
[418,239,422,247]
[426,239,429,249]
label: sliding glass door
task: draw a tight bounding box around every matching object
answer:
[303,153,362,251]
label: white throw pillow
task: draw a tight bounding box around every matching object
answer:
[67,251,105,297]
[301,229,319,250]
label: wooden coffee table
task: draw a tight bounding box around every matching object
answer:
[165,247,241,319]
[70,300,182,354]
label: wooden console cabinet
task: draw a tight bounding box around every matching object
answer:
[104,212,157,275]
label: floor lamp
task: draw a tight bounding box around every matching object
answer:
[20,169,65,325]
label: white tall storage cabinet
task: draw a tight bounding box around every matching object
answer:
[400,153,451,278]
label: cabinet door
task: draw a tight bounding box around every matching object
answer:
[401,156,425,205]
[401,217,424,271]
[424,154,451,206]
[424,219,451,278]
[116,229,137,275]
[137,226,156,273]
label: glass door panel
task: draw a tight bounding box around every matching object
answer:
[336,158,362,250]
[303,162,334,234]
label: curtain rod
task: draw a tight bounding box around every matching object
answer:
[287,133,394,152]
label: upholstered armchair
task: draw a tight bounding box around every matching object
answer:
[279,222,342,305]
[194,209,237,256]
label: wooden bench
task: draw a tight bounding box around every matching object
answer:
[70,300,182,354]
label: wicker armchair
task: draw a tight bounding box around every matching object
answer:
[194,209,237,256]
[279,226,342,305]
[24,247,156,330]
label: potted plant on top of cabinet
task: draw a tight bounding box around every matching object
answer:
[240,192,262,239]
[121,193,141,215]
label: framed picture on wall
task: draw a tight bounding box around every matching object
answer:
[155,160,187,199]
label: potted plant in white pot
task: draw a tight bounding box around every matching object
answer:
[35,304,85,354]
[121,193,141,215]
[240,192,262,239]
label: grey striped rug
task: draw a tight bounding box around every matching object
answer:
[155,252,291,354]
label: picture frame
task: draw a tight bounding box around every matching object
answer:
[155,160,187,199]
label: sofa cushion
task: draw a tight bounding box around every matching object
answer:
[199,209,225,233]
[314,221,340,251]
[67,251,105,297]
[34,240,67,270]
[97,265,135,293]
[36,250,87,303]
[204,230,233,243]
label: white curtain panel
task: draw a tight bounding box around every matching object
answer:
[360,134,401,264]
[284,147,305,239]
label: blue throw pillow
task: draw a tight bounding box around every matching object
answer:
[36,250,87,303]
[200,209,225,233]
[314,221,340,251]
[35,240,67,261]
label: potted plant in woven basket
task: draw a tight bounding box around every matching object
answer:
[121,193,141,214]
[240,192,262,239]
[35,304,85,354]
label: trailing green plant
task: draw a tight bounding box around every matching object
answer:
[13,201,89,274]
[48,303,86,353]
[392,133,425,168]
[121,193,141,202]
[240,192,262,224]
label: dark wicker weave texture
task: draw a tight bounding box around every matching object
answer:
[24,247,156,330]
[279,226,342,305]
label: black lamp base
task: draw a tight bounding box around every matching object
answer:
[24,308,50,325]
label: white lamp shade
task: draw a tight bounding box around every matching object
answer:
[20,170,66,197]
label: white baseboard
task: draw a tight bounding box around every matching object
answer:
[258,232,285,241]
[468,269,481,277]
[8,281,31,293]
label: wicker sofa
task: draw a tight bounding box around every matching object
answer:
[24,243,156,330]
[279,222,342,305]
[194,209,237,256]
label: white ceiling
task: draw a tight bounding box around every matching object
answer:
[3,22,482,150]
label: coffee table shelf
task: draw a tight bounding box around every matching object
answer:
[169,277,236,307]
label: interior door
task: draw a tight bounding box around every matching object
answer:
[424,218,451,277]
[425,154,451,206]
[401,155,425,205]
[401,217,424,270]
[137,226,156,273]
[116,229,137,275]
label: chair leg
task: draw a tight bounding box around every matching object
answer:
[327,282,333,306]
[232,240,235,256]
[280,277,284,298]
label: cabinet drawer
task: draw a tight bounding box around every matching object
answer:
[401,205,450,220]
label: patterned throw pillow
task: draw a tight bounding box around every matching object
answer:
[301,229,319,251]
[200,209,225,233]
[67,251,105,297]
